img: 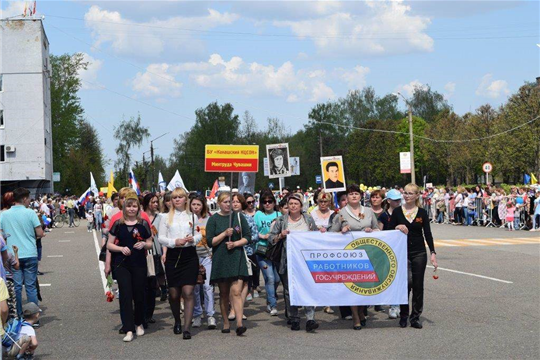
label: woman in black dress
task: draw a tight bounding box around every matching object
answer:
[389,183,438,329]
[157,188,202,339]
[107,194,153,342]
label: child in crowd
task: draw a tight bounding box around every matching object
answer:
[506,202,516,231]
[5,302,40,359]
[86,210,94,232]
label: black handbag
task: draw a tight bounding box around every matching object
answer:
[99,241,107,262]
[266,238,284,263]
[254,243,268,257]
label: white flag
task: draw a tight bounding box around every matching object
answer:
[158,171,167,192]
[90,172,99,195]
[167,170,188,192]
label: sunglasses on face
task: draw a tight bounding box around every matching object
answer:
[246,201,254,205]
[262,200,274,205]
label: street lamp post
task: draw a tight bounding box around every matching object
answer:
[149,132,169,192]
[396,92,416,185]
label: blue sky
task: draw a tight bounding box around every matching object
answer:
[2,1,539,177]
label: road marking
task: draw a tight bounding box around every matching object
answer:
[92,229,108,294]
[432,237,540,247]
[40,284,51,287]
[58,240,71,243]
[47,255,63,258]
[433,241,460,247]
[427,265,513,284]
[64,231,75,234]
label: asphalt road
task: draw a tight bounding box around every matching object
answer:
[33,223,539,359]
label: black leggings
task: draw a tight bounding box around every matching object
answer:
[144,276,158,321]
[400,252,427,322]
[114,266,146,332]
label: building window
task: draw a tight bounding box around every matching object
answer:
[0,110,4,127]
[0,145,5,162]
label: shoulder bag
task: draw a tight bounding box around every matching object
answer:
[238,212,253,276]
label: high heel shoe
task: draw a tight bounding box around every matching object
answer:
[221,328,231,334]
[183,331,192,339]
[173,323,182,334]
[360,319,367,327]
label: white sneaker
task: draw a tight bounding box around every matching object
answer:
[388,306,399,319]
[246,293,253,301]
[207,316,217,329]
[123,332,134,342]
[344,315,353,320]
[192,316,202,328]
[253,290,260,298]
[136,325,144,336]
[270,308,278,316]
[115,289,120,299]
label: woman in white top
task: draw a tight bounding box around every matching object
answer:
[453,186,465,225]
[157,188,202,339]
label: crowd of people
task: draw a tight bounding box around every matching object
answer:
[0,180,537,352]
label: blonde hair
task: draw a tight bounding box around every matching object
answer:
[118,187,136,210]
[168,188,189,225]
[120,197,142,224]
[404,183,422,208]
[217,192,231,204]
[317,190,335,210]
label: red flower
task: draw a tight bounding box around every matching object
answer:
[196,226,201,233]
[415,217,423,224]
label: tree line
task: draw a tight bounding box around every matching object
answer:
[51,53,540,195]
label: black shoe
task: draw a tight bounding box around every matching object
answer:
[118,328,126,334]
[147,318,156,324]
[236,326,247,336]
[173,324,182,334]
[37,271,44,276]
[221,328,231,334]
[374,305,384,312]
[143,322,148,329]
[286,319,292,325]
[353,325,362,330]
[183,331,191,339]
[32,321,40,328]
[399,317,408,328]
[360,319,366,327]
[410,320,423,329]
[291,322,300,331]
[160,293,167,301]
[305,320,319,332]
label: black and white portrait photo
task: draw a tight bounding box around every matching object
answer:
[238,172,256,195]
[266,143,291,179]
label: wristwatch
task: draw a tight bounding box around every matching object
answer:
[430,250,437,255]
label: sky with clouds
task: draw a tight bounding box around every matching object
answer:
[1,0,538,176]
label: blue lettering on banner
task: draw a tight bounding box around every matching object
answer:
[305,260,375,272]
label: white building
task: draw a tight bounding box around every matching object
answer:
[0,18,53,195]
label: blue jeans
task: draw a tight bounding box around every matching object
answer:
[462,208,469,225]
[437,212,444,223]
[95,212,103,231]
[13,257,39,317]
[257,255,280,309]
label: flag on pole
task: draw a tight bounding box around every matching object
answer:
[167,170,188,191]
[158,171,167,192]
[78,187,93,206]
[532,173,538,185]
[107,170,117,198]
[524,174,531,185]
[32,1,36,15]
[90,172,99,195]
[23,2,28,16]
[209,179,219,199]
[129,169,141,195]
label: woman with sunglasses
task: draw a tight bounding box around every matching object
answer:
[268,193,320,332]
[389,183,438,329]
[310,190,335,315]
[254,189,281,316]
[329,184,379,330]
[190,194,217,330]
[243,193,261,300]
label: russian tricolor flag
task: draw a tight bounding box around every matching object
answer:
[78,187,93,206]
[129,169,141,195]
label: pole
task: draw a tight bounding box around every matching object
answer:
[408,105,416,185]
[229,172,233,242]
[150,141,155,192]
[485,171,488,186]
[319,131,323,157]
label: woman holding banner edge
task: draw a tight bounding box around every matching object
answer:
[329,184,380,330]
[389,183,438,329]
[268,193,321,332]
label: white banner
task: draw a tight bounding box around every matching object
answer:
[287,230,408,306]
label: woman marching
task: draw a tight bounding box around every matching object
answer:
[389,183,438,329]
[190,194,217,330]
[329,184,380,330]
[206,192,251,336]
[268,193,320,332]
[157,188,202,339]
[107,194,153,342]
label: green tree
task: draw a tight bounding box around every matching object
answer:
[409,85,451,123]
[113,113,150,186]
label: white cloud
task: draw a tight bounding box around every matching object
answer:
[395,80,427,97]
[444,81,456,98]
[84,5,239,59]
[0,1,25,18]
[476,74,510,98]
[130,54,367,102]
[337,65,370,90]
[274,0,433,56]
[132,63,183,98]
[78,53,103,90]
